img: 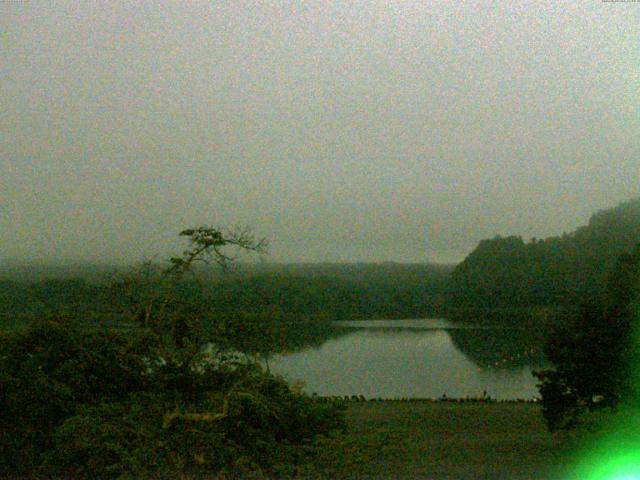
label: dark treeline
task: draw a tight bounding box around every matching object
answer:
[206,263,452,319]
[0,262,453,328]
[3,199,640,332]
[2,199,639,332]
[446,198,640,316]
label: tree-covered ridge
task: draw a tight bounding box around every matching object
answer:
[0,262,452,329]
[447,198,640,311]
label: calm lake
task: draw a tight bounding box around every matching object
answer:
[266,319,548,400]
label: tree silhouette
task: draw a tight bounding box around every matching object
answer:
[0,226,344,479]
[535,245,640,430]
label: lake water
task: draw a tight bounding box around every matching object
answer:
[266,319,548,400]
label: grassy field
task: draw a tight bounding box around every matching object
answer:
[302,401,569,480]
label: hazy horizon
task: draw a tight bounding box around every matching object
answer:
[0,194,638,268]
[2,2,638,265]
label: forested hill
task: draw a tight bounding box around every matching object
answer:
[446,198,640,311]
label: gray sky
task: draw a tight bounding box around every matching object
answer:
[1,1,638,264]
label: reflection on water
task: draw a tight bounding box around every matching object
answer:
[333,318,501,330]
[333,318,455,329]
[266,319,548,400]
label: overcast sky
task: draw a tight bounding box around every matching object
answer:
[1,1,638,264]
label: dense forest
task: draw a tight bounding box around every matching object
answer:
[536,243,640,430]
[0,262,452,331]
[446,198,640,315]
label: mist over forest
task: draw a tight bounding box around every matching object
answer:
[2,2,639,479]
[3,197,639,326]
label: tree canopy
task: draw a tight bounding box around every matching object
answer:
[534,244,640,430]
[0,227,344,479]
[446,199,640,313]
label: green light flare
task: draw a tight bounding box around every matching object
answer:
[568,411,640,480]
[569,302,640,480]
[632,302,640,399]
[582,452,640,480]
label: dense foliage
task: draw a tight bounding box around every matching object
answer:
[447,199,640,312]
[0,228,345,479]
[534,245,640,430]
[0,319,148,475]
[0,263,451,332]
[0,320,343,478]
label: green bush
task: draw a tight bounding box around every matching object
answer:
[0,318,344,479]
[535,245,640,430]
[0,318,146,475]
[1,228,345,478]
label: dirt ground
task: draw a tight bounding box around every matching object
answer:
[303,401,569,479]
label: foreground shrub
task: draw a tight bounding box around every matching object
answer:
[535,245,640,430]
[1,227,345,478]
[0,317,344,479]
[47,372,344,479]
[0,318,146,475]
